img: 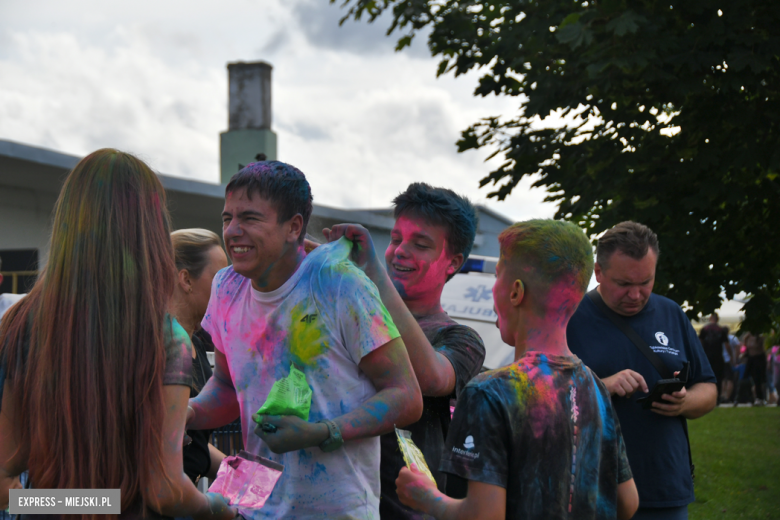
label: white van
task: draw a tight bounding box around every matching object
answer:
[440,256,515,370]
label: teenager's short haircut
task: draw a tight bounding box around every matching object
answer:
[596,221,659,268]
[225,161,313,243]
[393,183,478,268]
[171,228,222,279]
[499,219,594,295]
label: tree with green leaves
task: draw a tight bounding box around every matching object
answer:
[335,0,780,331]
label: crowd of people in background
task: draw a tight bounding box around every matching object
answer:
[0,149,775,520]
[699,313,779,406]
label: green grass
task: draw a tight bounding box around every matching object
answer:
[688,407,780,520]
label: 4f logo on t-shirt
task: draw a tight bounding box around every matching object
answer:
[300,314,318,324]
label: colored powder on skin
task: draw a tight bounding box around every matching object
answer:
[498,220,593,294]
[364,400,390,424]
[384,216,452,305]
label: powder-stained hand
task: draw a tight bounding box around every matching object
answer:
[254,415,330,454]
[322,224,381,276]
[395,464,439,514]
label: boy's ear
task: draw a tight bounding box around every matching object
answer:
[446,253,465,277]
[287,214,304,243]
[510,279,525,307]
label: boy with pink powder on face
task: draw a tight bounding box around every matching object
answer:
[324,183,486,520]
[393,220,639,520]
[186,161,423,520]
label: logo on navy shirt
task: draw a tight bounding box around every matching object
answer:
[651,331,680,356]
[452,434,480,459]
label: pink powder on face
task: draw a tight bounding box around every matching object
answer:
[385,216,455,305]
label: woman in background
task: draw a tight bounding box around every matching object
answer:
[0,149,235,520]
[170,229,228,484]
[743,332,767,406]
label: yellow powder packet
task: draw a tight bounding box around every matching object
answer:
[395,427,436,484]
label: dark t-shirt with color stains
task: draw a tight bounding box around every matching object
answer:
[440,352,632,520]
[379,312,485,520]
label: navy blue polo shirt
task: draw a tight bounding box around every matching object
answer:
[567,292,716,508]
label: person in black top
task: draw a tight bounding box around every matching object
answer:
[170,228,230,483]
[324,183,486,519]
[699,313,729,398]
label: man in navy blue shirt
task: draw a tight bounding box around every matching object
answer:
[567,221,717,520]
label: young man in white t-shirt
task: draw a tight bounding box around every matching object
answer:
[187,161,422,519]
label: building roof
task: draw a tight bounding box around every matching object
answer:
[0,139,398,230]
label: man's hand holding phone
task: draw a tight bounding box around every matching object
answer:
[650,384,688,416]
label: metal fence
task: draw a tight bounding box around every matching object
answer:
[0,270,37,294]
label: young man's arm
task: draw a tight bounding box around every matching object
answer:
[395,465,505,520]
[617,478,639,520]
[255,337,423,453]
[323,224,462,396]
[187,349,240,430]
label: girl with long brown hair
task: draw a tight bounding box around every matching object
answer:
[0,149,236,520]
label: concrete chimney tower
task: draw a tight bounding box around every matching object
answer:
[220,61,278,184]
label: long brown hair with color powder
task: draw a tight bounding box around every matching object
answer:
[0,149,177,517]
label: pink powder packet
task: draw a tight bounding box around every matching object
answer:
[208,450,284,510]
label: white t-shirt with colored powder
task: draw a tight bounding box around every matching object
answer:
[202,238,400,519]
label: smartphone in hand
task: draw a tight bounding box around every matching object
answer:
[636,362,689,409]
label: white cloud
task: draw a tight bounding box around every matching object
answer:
[0,0,556,222]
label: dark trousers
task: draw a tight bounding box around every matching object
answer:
[746,354,767,400]
[706,351,725,397]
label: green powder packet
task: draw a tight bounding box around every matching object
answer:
[396,427,436,484]
[253,365,313,421]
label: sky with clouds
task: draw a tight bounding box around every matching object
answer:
[0,0,556,221]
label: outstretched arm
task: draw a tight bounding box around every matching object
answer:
[395,464,505,520]
[150,384,236,520]
[324,224,459,396]
[188,349,240,430]
[617,479,639,520]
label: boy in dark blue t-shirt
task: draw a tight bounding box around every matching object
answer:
[567,221,717,520]
[395,220,639,520]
